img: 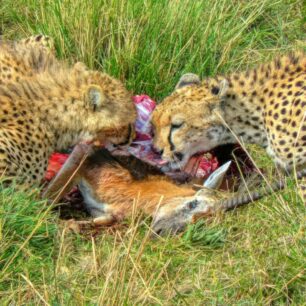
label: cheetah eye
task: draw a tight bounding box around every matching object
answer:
[171,122,184,130]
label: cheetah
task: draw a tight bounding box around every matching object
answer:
[152,52,306,202]
[0,34,57,85]
[0,34,88,85]
[0,36,136,185]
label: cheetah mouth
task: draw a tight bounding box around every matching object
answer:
[158,149,215,175]
[179,151,215,175]
[180,144,254,179]
[173,144,250,177]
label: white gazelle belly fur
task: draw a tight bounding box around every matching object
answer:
[78,179,105,217]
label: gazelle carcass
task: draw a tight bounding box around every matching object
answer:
[43,143,293,235]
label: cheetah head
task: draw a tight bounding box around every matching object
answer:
[152,73,230,169]
[82,72,137,146]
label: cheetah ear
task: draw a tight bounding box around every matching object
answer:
[73,61,88,72]
[175,73,201,89]
[211,79,229,98]
[85,85,107,111]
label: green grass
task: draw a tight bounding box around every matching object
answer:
[0,0,305,304]
[1,0,305,99]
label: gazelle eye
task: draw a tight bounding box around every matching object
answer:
[187,200,198,210]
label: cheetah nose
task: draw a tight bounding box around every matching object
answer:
[153,148,164,155]
[115,124,134,147]
[174,151,184,161]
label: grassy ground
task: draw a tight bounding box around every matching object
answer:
[0,0,305,304]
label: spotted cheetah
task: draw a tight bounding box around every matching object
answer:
[152,52,306,202]
[0,34,57,84]
[0,36,136,185]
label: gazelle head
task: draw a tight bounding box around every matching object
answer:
[152,162,232,236]
[151,161,286,236]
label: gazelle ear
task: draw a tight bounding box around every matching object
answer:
[85,85,107,111]
[175,73,201,89]
[203,161,231,189]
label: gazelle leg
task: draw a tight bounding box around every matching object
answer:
[42,143,93,202]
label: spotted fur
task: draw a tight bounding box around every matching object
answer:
[152,52,306,201]
[0,36,136,185]
[0,35,57,84]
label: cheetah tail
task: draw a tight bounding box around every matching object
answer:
[219,168,306,210]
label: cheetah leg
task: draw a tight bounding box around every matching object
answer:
[42,143,94,203]
[299,177,306,204]
[0,133,30,185]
